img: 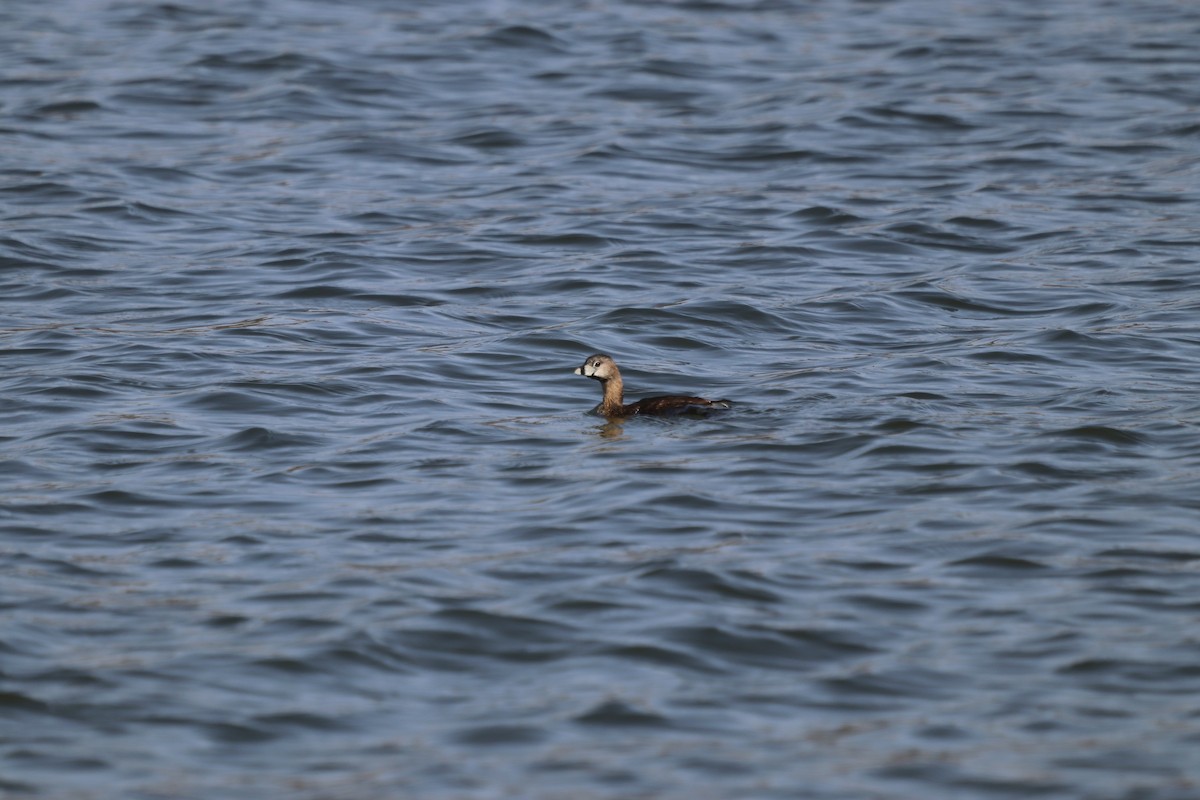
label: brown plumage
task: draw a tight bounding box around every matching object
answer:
[573,354,732,417]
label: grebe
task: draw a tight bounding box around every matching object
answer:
[574,354,731,417]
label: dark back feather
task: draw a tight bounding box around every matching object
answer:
[624,395,730,416]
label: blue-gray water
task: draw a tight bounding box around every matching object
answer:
[3,0,1200,797]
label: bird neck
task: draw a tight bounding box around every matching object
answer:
[599,373,625,415]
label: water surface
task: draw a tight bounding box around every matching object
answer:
[3,0,1200,797]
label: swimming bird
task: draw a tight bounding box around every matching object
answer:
[574,354,731,417]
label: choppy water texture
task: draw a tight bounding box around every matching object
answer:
[4,0,1200,797]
